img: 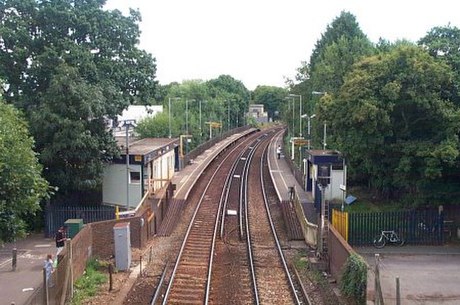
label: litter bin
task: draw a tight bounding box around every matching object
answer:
[65,219,83,238]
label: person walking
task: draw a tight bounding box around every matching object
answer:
[276,145,282,159]
[55,226,66,256]
[44,254,54,287]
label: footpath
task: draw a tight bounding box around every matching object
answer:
[0,234,56,305]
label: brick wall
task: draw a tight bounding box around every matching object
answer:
[90,217,143,259]
[328,225,355,280]
[71,224,93,278]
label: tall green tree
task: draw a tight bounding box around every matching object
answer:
[324,44,460,204]
[419,25,460,197]
[0,99,49,242]
[207,75,250,129]
[310,11,370,74]
[0,0,157,197]
[311,35,375,95]
[419,24,460,106]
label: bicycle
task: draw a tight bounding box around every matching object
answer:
[373,230,405,248]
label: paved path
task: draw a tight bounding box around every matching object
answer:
[358,245,460,305]
[0,234,55,305]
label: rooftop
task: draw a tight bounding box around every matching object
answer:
[116,137,179,156]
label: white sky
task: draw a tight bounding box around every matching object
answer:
[104,0,460,90]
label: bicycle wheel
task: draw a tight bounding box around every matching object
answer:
[373,234,386,248]
[396,235,405,247]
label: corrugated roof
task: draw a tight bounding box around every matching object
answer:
[115,136,178,155]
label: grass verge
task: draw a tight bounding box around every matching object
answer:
[71,258,108,305]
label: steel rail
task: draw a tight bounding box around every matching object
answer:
[219,147,247,239]
[206,141,254,304]
[241,135,267,305]
[260,141,303,304]
[161,135,258,305]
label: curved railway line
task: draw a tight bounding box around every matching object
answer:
[154,128,310,304]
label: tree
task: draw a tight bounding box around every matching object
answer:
[252,85,287,121]
[309,11,370,74]
[419,24,460,106]
[311,35,375,95]
[135,111,177,138]
[323,44,460,204]
[207,75,250,129]
[0,99,49,242]
[0,0,157,197]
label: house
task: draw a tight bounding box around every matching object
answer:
[248,104,269,123]
[102,137,179,210]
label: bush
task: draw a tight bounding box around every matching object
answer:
[340,253,367,305]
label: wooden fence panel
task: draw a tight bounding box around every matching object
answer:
[332,209,348,242]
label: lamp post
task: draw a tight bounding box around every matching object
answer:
[185,99,195,136]
[227,100,230,131]
[168,97,180,138]
[301,113,316,150]
[121,119,136,210]
[199,100,203,137]
[289,94,303,137]
[323,122,327,150]
[311,91,327,150]
[285,96,295,137]
[185,99,196,157]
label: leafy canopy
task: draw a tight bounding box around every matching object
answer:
[323,44,460,203]
[0,99,49,242]
[0,0,157,195]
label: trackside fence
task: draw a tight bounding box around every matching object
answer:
[332,208,445,246]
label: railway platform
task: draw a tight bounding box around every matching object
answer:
[267,131,317,225]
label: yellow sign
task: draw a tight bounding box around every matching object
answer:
[206,121,222,128]
[134,155,142,162]
[294,139,309,146]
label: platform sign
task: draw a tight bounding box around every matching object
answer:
[293,139,309,146]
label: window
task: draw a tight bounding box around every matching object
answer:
[130,171,141,184]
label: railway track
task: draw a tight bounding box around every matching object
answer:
[156,128,310,304]
[161,132,262,304]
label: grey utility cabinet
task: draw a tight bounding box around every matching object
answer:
[113,222,131,271]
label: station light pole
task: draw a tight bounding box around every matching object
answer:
[289,94,303,137]
[301,113,316,150]
[121,119,136,210]
[168,97,180,138]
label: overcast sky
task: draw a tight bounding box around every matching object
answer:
[104,0,459,90]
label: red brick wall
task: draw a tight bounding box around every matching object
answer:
[328,225,355,281]
[90,217,143,259]
[70,225,93,278]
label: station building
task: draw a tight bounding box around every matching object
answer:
[102,137,179,210]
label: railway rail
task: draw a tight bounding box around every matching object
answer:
[155,128,311,304]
